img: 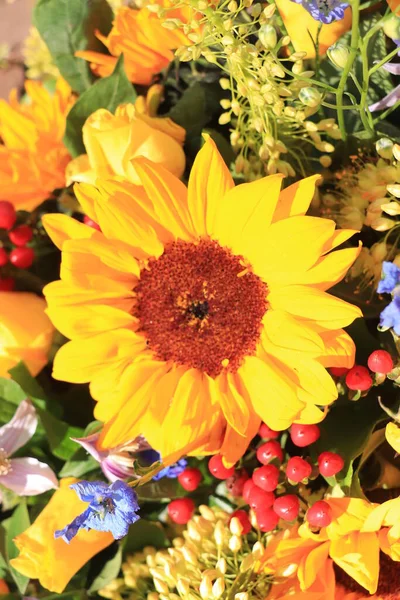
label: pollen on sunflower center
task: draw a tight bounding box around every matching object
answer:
[134,239,268,378]
[335,552,400,599]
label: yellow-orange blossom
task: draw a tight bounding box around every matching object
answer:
[43,137,362,465]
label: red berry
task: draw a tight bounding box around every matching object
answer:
[255,507,280,532]
[9,247,35,269]
[306,500,332,528]
[257,440,283,464]
[0,201,16,230]
[0,277,15,291]
[248,485,275,510]
[330,366,349,377]
[242,479,256,504]
[9,225,33,247]
[83,215,101,231]
[273,494,300,521]
[208,455,235,480]
[226,469,249,497]
[290,424,320,448]
[286,456,312,483]
[318,451,344,477]
[167,498,195,524]
[259,423,280,439]
[229,509,252,535]
[345,366,373,391]
[178,468,202,492]
[252,465,279,492]
[367,350,393,374]
[0,248,8,267]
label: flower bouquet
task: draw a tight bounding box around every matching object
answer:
[0,0,400,598]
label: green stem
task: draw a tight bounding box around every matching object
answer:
[373,99,400,123]
[336,0,361,140]
[369,46,400,75]
[358,37,375,135]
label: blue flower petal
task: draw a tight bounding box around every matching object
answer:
[290,0,349,22]
[70,480,108,502]
[54,508,92,544]
[377,262,400,294]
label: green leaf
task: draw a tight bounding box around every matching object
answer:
[33,0,113,94]
[87,543,122,593]
[123,520,168,553]
[43,592,87,600]
[64,55,137,157]
[5,501,30,594]
[136,478,183,502]
[59,446,100,478]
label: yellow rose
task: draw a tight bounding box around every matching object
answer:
[0,292,54,378]
[66,103,186,187]
[10,478,114,594]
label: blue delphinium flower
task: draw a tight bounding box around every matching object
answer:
[377,261,400,294]
[138,449,188,481]
[380,296,400,336]
[54,480,140,543]
[291,0,349,23]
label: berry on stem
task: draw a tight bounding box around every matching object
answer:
[9,247,35,269]
[0,201,16,230]
[257,440,283,464]
[167,498,195,524]
[248,485,275,510]
[259,423,280,439]
[367,350,393,374]
[178,467,202,492]
[226,468,249,497]
[255,507,279,532]
[286,456,312,483]
[318,451,344,477]
[273,495,300,521]
[242,479,256,504]
[252,464,279,492]
[329,366,349,377]
[345,366,373,391]
[0,248,8,267]
[306,500,332,528]
[9,225,33,247]
[229,510,252,535]
[290,424,320,447]
[208,455,235,480]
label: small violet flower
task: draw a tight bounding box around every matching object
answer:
[138,449,187,481]
[0,399,57,499]
[290,0,349,23]
[369,62,400,112]
[377,261,400,294]
[380,296,400,335]
[54,480,140,543]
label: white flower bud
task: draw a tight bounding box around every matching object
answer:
[376,138,394,159]
[199,575,213,599]
[212,578,225,598]
[371,217,395,231]
[387,184,400,198]
[320,155,332,168]
[383,14,400,40]
[382,202,400,216]
[393,143,400,161]
[259,24,277,49]
[327,42,350,69]
[299,87,322,108]
[229,534,242,552]
[220,78,231,90]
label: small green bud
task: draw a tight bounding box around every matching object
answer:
[376,137,394,160]
[259,24,277,49]
[299,87,322,108]
[383,15,400,40]
[327,43,350,69]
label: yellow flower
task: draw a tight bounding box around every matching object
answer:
[22,27,60,80]
[0,292,54,378]
[385,422,400,453]
[43,137,361,464]
[10,478,114,594]
[76,4,192,85]
[275,0,352,58]
[265,497,400,596]
[66,102,186,187]
[0,79,73,211]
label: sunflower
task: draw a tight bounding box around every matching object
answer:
[0,78,73,210]
[263,497,400,596]
[43,137,361,464]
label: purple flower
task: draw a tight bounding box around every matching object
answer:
[54,480,140,543]
[380,296,400,335]
[0,399,57,500]
[153,458,188,481]
[290,0,349,23]
[377,261,400,294]
[369,62,400,112]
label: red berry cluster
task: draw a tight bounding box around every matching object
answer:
[0,201,35,280]
[341,350,394,394]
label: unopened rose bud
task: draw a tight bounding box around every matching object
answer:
[299,87,322,108]
[327,42,350,69]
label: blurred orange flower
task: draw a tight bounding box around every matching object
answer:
[0,292,54,378]
[0,79,73,211]
[276,0,352,58]
[76,3,192,85]
[0,580,9,595]
[10,478,113,594]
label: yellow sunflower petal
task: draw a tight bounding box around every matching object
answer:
[385,422,400,454]
[268,285,362,329]
[298,541,330,590]
[318,329,356,369]
[46,304,136,339]
[330,531,380,594]
[44,279,134,311]
[262,310,325,354]
[295,402,326,424]
[220,418,260,467]
[272,175,321,223]
[73,182,99,221]
[187,136,234,236]
[322,229,359,253]
[42,214,96,250]
[212,173,284,254]
[209,372,251,436]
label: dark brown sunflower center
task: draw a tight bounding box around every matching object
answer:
[134,239,268,377]
[334,552,400,599]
